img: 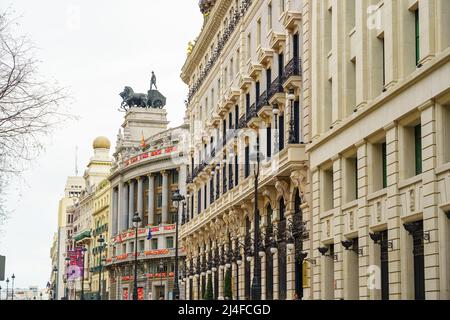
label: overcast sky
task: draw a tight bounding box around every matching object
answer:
[0,0,202,289]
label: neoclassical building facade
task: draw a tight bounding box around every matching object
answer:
[308,0,450,300]
[106,105,189,300]
[180,0,312,300]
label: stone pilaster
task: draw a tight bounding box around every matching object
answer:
[148,174,155,226]
[420,103,440,299]
[384,122,402,300]
[162,171,169,224]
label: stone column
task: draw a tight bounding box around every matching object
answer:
[137,177,144,227]
[128,180,135,228]
[122,182,129,231]
[384,122,402,300]
[261,251,266,300]
[148,174,155,226]
[420,103,440,299]
[286,245,295,300]
[273,250,279,300]
[219,266,224,299]
[356,140,370,300]
[332,155,343,300]
[162,171,169,224]
[111,187,118,236]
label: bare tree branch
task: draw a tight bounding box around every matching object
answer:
[0,9,74,226]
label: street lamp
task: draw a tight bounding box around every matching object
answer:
[132,212,142,301]
[287,88,297,144]
[11,274,15,300]
[273,104,280,153]
[80,246,87,300]
[250,134,263,300]
[5,278,9,300]
[65,257,70,300]
[98,235,105,300]
[172,189,185,300]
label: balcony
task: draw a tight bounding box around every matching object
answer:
[283,58,302,89]
[73,230,91,242]
[268,77,285,105]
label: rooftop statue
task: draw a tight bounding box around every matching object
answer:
[119,72,166,111]
[150,71,157,90]
[119,86,147,111]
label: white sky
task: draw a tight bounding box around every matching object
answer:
[0,0,202,289]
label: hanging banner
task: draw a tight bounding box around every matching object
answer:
[138,287,144,301]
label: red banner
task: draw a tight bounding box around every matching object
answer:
[124,146,178,167]
[138,287,144,301]
[144,249,169,256]
[123,288,129,300]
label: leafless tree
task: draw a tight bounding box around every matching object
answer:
[0,10,72,225]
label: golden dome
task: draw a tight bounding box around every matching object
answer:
[93,136,111,149]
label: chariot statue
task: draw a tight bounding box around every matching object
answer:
[119,72,167,112]
[119,86,148,111]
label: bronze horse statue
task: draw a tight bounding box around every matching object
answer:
[119,86,148,111]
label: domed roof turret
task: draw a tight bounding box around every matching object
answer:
[93,136,111,149]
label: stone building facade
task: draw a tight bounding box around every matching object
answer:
[180,0,312,300]
[106,105,189,300]
[307,0,450,300]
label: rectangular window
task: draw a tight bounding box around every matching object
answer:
[381,37,386,88]
[246,93,251,114]
[245,145,250,178]
[247,33,252,60]
[166,237,174,249]
[267,125,272,159]
[257,18,262,46]
[280,0,285,13]
[415,124,422,175]
[382,143,387,189]
[279,113,285,151]
[229,112,233,130]
[156,175,163,187]
[322,167,334,211]
[139,240,145,252]
[157,194,163,208]
[256,81,260,105]
[230,58,234,80]
[343,156,357,203]
[151,239,158,250]
[268,3,273,31]
[266,68,272,92]
[415,9,420,66]
[235,155,239,186]
[172,171,179,184]
[197,189,201,214]
[235,105,239,129]
[204,184,207,209]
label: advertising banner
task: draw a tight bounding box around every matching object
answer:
[67,247,84,280]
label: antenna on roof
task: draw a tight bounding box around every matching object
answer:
[75,146,79,176]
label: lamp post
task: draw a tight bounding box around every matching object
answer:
[287,89,297,144]
[80,246,87,300]
[11,274,15,300]
[250,135,262,300]
[159,260,164,299]
[98,235,105,300]
[172,189,185,300]
[5,278,9,300]
[273,104,280,153]
[65,257,70,300]
[132,212,142,301]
